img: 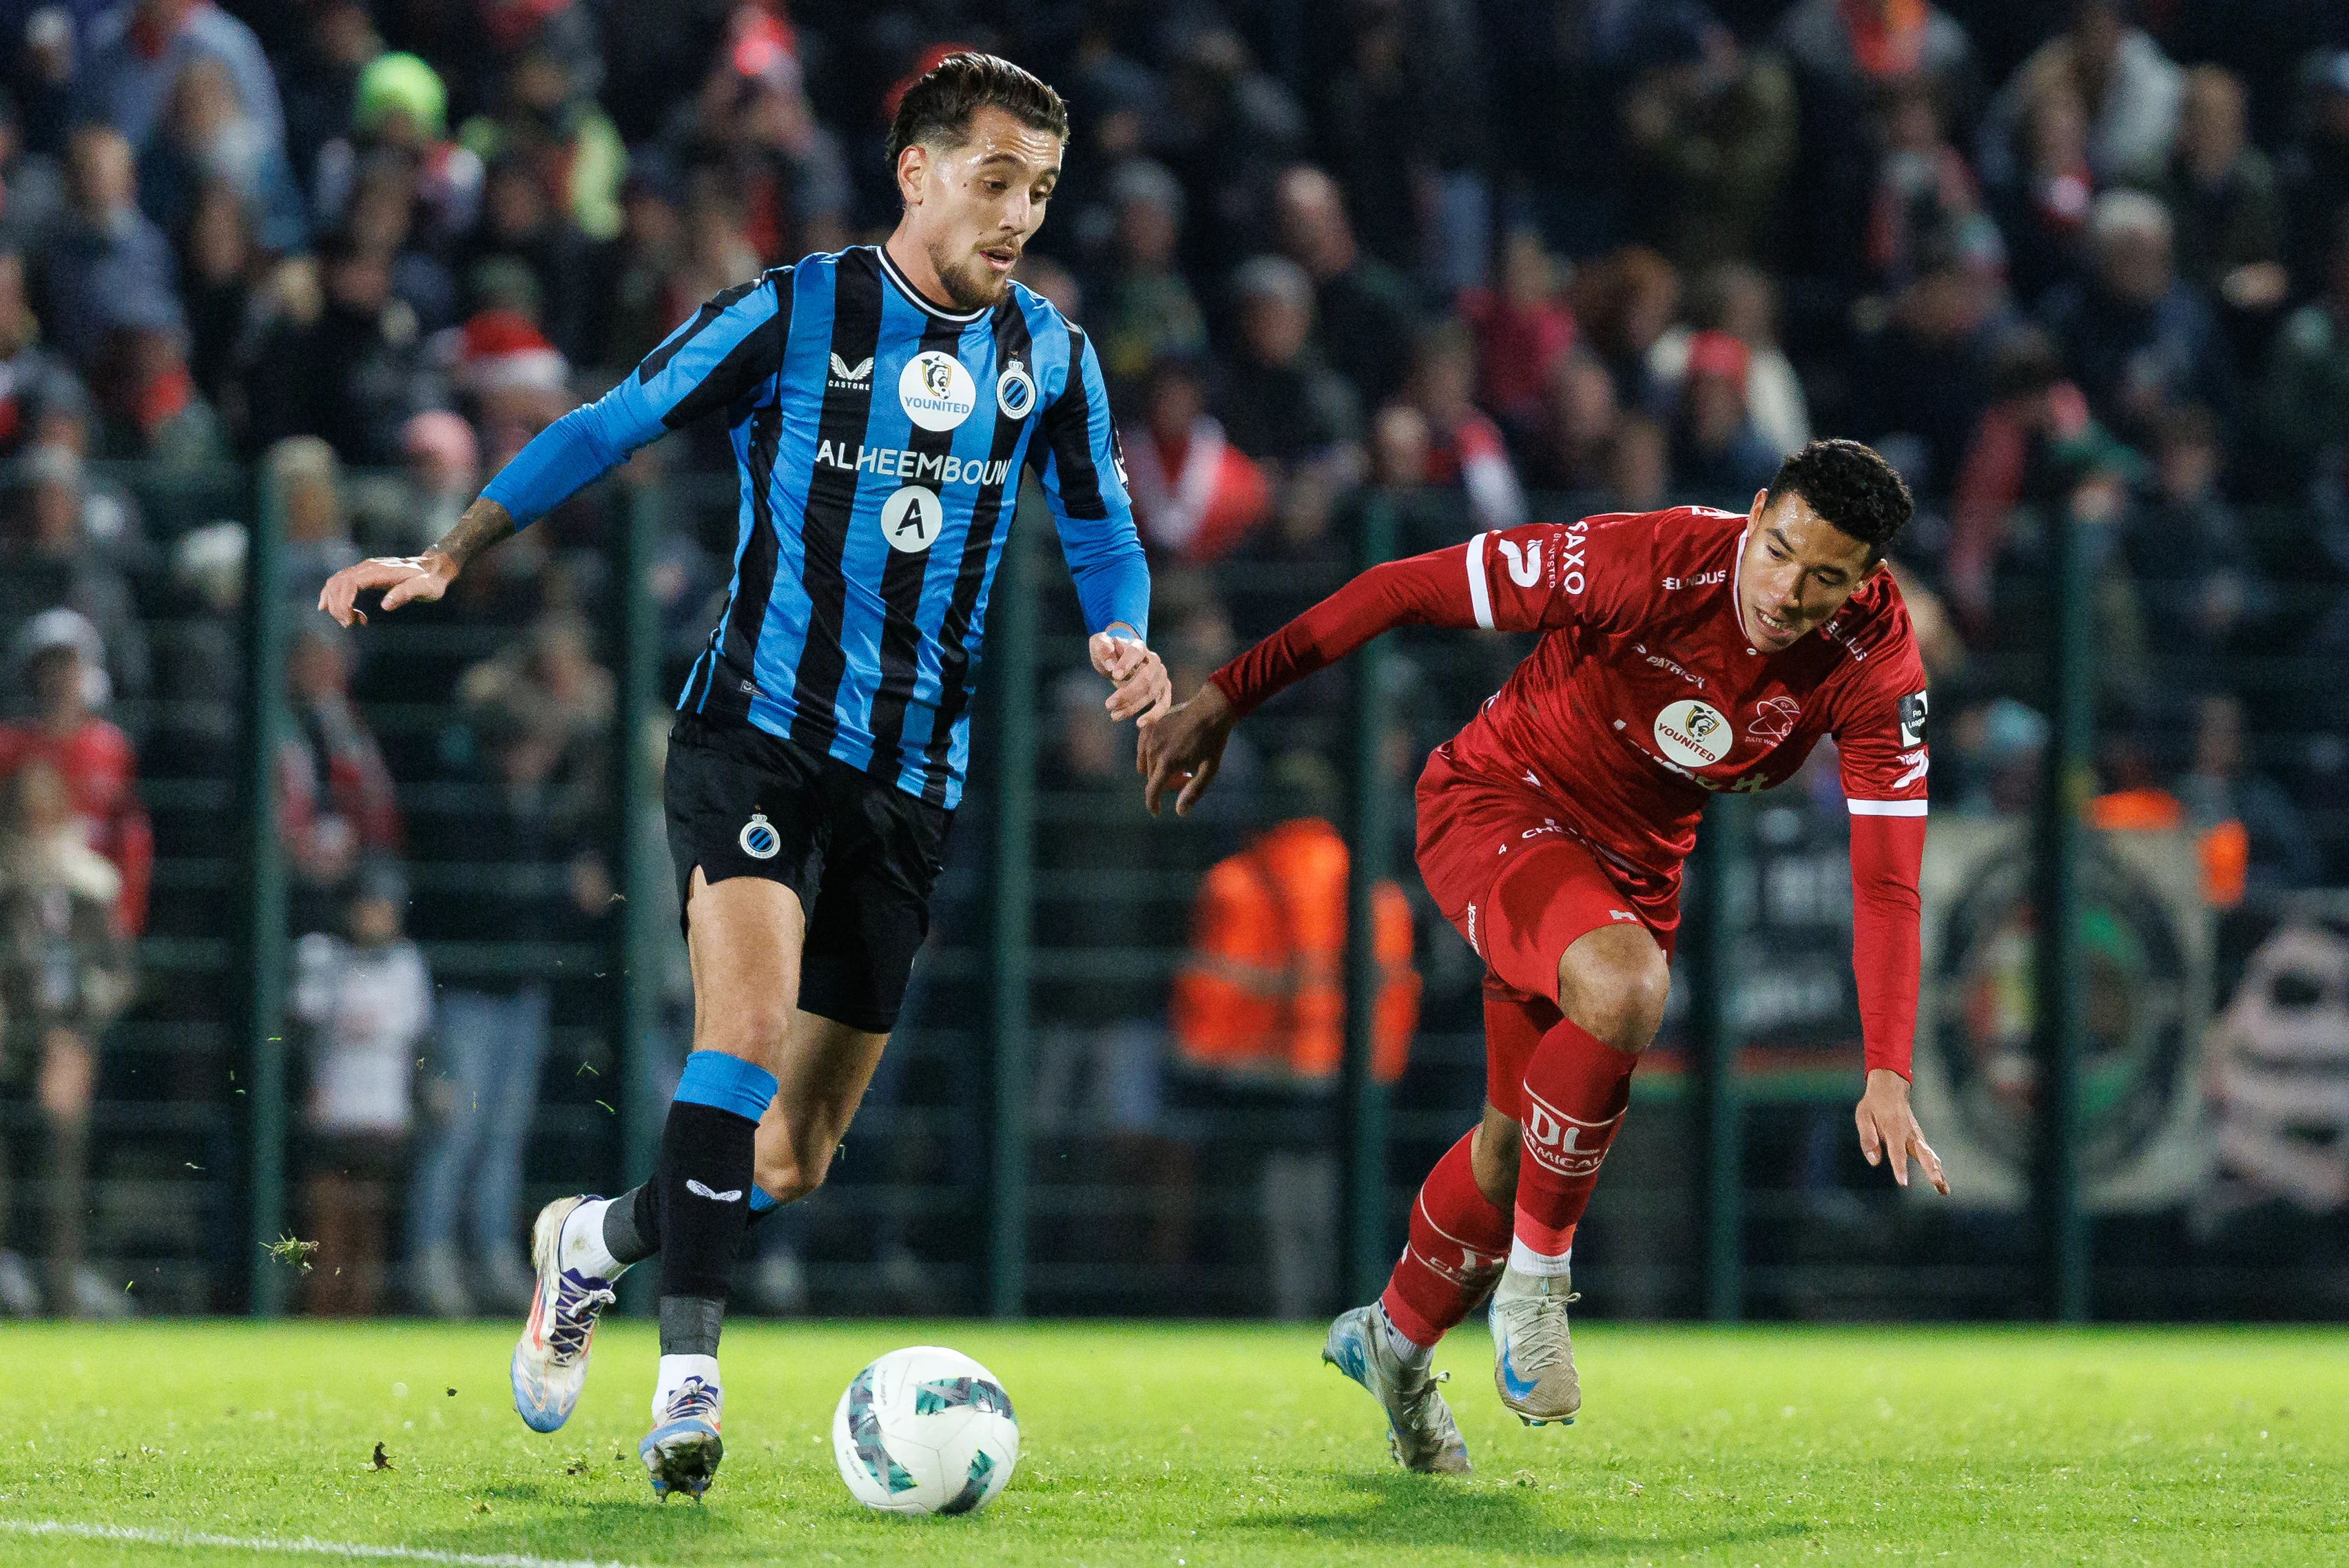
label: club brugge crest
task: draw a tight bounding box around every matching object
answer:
[738,812,780,860]
[996,360,1036,419]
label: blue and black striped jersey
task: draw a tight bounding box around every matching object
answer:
[481,244,1150,809]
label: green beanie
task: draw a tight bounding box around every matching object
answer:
[355,52,447,141]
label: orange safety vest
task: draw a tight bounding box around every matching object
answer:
[1170,818,1420,1086]
[2088,787,2248,908]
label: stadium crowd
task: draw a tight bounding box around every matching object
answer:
[2,0,2348,1314]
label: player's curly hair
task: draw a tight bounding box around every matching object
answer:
[887,53,1069,172]
[1763,439,1913,561]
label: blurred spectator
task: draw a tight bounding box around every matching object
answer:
[1314,0,1422,273]
[1987,72,2098,309]
[2259,218,2349,490]
[656,23,847,267]
[0,92,66,258]
[1603,411,1672,513]
[453,156,596,365]
[289,868,428,1316]
[276,0,382,187]
[0,251,86,460]
[458,41,627,246]
[0,758,133,1317]
[1619,12,1797,269]
[451,309,572,477]
[1571,246,1680,406]
[1982,0,2181,189]
[2040,190,2228,443]
[1646,262,1810,457]
[344,156,457,334]
[313,52,484,248]
[362,409,479,556]
[1389,320,1524,534]
[35,126,183,374]
[408,615,612,1316]
[146,521,242,782]
[2281,52,2349,300]
[1525,349,1621,495]
[2155,67,2287,320]
[1773,0,1979,123]
[1662,330,1779,500]
[0,615,148,938]
[1853,258,2007,499]
[265,437,362,610]
[1169,751,1418,1319]
[91,316,224,468]
[1158,26,1307,282]
[1271,164,1418,410]
[2177,694,2318,897]
[74,0,285,156]
[2123,404,2269,677]
[1123,357,1269,564]
[245,231,440,463]
[1217,255,1361,477]
[1458,229,1575,442]
[137,56,308,258]
[280,624,402,933]
[3,448,149,701]
[180,180,258,431]
[15,8,76,161]
[1862,76,1999,296]
[1948,327,2105,632]
[586,160,687,373]
[1088,161,1209,395]
[1945,696,2047,816]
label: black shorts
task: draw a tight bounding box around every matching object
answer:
[664,713,953,1033]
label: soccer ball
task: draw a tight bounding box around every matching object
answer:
[831,1345,1019,1516]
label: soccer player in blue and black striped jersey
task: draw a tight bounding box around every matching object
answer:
[320,53,1168,1500]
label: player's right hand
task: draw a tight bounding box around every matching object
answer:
[1138,682,1236,818]
[318,553,457,627]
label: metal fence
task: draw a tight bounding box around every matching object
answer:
[11,459,2346,1321]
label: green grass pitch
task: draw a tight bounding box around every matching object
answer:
[0,1321,2342,1566]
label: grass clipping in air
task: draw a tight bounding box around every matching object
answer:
[0,1321,2341,1565]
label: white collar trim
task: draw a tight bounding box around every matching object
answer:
[874,245,990,323]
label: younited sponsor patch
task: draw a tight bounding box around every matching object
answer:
[900,351,977,431]
[1653,698,1732,768]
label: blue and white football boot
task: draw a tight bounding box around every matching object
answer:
[1489,1264,1580,1426]
[1323,1303,1471,1474]
[640,1368,725,1500]
[510,1195,618,1433]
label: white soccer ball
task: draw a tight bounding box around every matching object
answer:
[831,1345,1019,1516]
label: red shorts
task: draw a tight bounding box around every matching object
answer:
[1414,745,1675,1122]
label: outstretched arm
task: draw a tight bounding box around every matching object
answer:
[320,273,791,627]
[1848,811,1946,1193]
[1138,535,1523,816]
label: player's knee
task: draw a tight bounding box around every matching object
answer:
[1470,1109,1521,1208]
[703,1007,793,1066]
[1559,938,1670,1053]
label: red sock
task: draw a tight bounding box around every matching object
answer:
[1513,1017,1635,1260]
[1379,1128,1510,1348]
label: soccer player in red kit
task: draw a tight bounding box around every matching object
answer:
[1139,440,1949,1472]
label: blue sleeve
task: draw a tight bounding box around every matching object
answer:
[482,272,791,527]
[1031,325,1150,640]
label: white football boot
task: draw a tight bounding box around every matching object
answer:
[1323,1303,1471,1474]
[640,1365,725,1500]
[1488,1264,1580,1425]
[510,1196,618,1433]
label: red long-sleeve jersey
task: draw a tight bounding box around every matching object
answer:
[1212,505,1929,1078]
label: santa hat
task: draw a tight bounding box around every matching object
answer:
[454,310,568,395]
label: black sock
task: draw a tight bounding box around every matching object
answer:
[603,1183,656,1266]
[653,1098,758,1317]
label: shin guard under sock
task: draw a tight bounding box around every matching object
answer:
[1513,1016,1635,1266]
[654,1051,776,1355]
[1378,1128,1511,1349]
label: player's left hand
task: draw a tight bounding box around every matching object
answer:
[1089,630,1172,723]
[1855,1068,1947,1195]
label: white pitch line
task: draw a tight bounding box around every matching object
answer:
[0,1518,653,1568]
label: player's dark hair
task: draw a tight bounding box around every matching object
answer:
[1763,439,1913,561]
[885,52,1068,173]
